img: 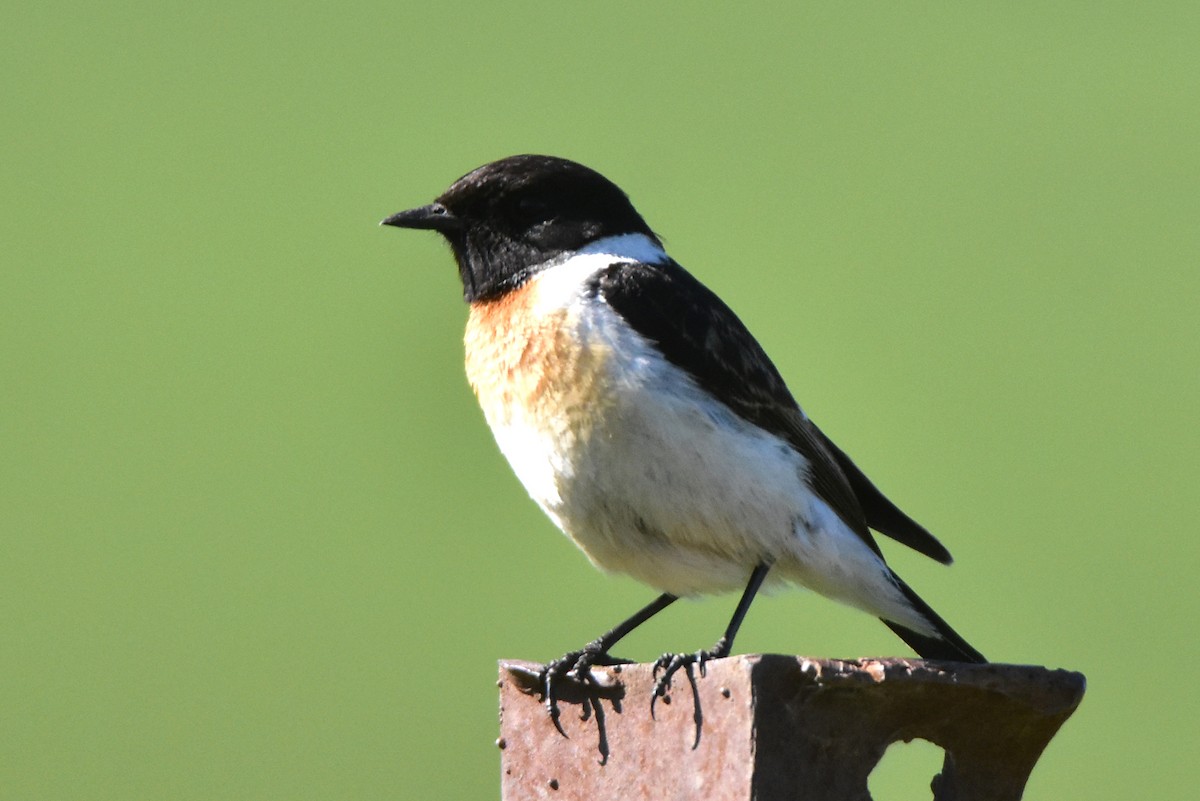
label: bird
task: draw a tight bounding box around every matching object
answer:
[381,154,986,725]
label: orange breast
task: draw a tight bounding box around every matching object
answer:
[463,279,613,434]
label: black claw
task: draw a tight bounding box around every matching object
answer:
[542,664,569,737]
[649,639,732,709]
[524,593,680,755]
[539,650,587,737]
[538,645,621,736]
[649,650,711,744]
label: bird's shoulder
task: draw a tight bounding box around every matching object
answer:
[585,258,875,547]
[585,259,797,423]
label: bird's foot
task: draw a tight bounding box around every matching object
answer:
[650,636,730,717]
[540,644,632,736]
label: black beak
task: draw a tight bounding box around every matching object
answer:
[380,203,462,232]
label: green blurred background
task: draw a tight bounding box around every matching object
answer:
[3,2,1197,798]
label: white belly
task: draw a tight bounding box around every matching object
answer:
[494,347,812,594]
[463,245,921,628]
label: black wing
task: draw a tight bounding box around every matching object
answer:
[810,424,952,564]
[589,259,950,564]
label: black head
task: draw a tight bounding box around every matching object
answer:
[382,155,659,302]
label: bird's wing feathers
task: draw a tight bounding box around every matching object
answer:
[589,259,951,564]
[588,260,875,554]
[809,424,952,564]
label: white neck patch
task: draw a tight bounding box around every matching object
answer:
[529,233,668,314]
[576,233,669,265]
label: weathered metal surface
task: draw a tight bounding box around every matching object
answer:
[498,655,1084,801]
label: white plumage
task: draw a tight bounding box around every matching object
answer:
[465,234,932,636]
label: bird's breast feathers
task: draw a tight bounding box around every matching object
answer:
[463,249,627,507]
[462,237,820,594]
[463,240,658,520]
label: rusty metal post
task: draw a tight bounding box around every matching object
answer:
[498,655,1084,801]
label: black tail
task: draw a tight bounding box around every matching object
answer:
[882,573,987,663]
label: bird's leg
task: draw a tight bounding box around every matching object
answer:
[541,592,677,735]
[651,562,771,713]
